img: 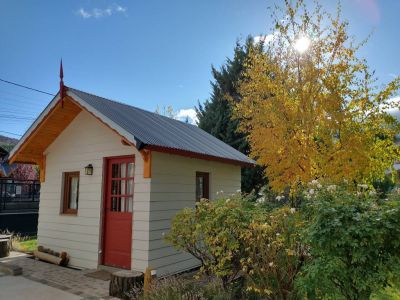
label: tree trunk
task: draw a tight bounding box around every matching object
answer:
[109,270,144,299]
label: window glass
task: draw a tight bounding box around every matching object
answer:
[196,172,209,201]
[62,172,79,214]
[69,176,79,209]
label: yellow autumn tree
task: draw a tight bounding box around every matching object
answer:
[233,0,400,192]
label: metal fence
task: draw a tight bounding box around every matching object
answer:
[0,178,40,212]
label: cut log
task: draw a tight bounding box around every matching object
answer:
[0,238,10,258]
[33,250,63,265]
[109,270,144,300]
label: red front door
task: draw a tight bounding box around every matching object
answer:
[103,156,134,269]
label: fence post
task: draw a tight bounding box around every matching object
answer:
[0,180,3,212]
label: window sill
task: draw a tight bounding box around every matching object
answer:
[60,212,78,216]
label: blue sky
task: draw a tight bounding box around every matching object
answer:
[0,0,399,138]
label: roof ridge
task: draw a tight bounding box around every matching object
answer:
[68,86,198,128]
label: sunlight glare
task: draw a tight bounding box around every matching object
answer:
[294,36,311,53]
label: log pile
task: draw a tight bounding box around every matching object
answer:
[33,245,69,266]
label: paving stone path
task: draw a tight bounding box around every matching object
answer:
[0,253,118,299]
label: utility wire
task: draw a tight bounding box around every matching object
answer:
[0,130,22,137]
[0,78,55,96]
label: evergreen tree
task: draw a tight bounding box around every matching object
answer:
[196,37,266,193]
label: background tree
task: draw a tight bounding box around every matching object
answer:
[197,38,266,193]
[233,0,400,192]
[10,164,38,180]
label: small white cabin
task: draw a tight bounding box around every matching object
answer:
[9,86,254,276]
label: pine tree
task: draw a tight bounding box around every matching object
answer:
[196,37,266,193]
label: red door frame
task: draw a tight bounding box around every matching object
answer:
[100,155,135,269]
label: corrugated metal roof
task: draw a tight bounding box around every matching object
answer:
[68,87,255,165]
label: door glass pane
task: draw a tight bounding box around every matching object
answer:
[121,163,126,178]
[128,163,135,177]
[120,197,126,212]
[121,179,126,196]
[111,180,121,195]
[112,164,119,178]
[111,197,121,211]
[69,177,79,209]
[127,196,133,212]
[127,179,134,195]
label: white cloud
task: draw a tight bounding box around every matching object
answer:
[386,97,400,120]
[76,4,127,19]
[254,33,275,44]
[77,8,91,19]
[176,108,198,125]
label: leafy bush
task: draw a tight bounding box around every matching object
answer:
[166,194,305,298]
[242,206,306,299]
[165,194,261,288]
[296,186,400,299]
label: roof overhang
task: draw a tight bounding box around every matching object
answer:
[9,89,139,165]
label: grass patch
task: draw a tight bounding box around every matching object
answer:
[12,236,37,253]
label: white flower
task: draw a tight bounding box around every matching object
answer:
[327,185,336,192]
[290,207,296,214]
[257,197,265,204]
[317,183,322,189]
[276,233,280,236]
[358,184,368,190]
[309,189,315,195]
[276,195,284,201]
[226,198,231,203]
[269,262,274,267]
[369,190,377,196]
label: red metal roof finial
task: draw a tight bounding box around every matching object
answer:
[60,59,65,107]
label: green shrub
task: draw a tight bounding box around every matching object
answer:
[296,186,400,299]
[166,194,305,298]
[165,194,261,288]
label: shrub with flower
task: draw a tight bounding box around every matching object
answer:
[241,206,306,299]
[296,186,400,299]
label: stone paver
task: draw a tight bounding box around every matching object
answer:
[0,252,118,299]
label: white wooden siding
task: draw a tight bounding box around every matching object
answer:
[149,151,241,276]
[38,111,150,269]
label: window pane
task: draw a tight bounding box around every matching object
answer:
[127,196,133,212]
[112,163,119,178]
[111,197,121,211]
[127,179,134,195]
[120,197,126,212]
[196,173,209,201]
[111,180,121,195]
[69,176,79,209]
[121,179,126,195]
[128,163,135,177]
[121,163,126,178]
